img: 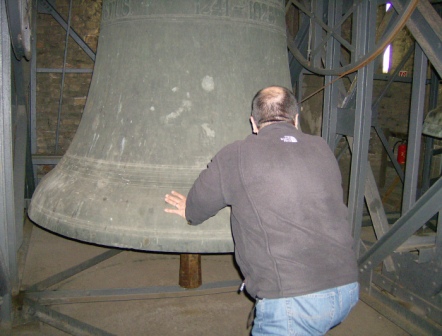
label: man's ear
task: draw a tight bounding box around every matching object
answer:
[250,116,259,134]
[294,114,299,129]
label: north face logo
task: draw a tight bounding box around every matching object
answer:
[280,135,297,143]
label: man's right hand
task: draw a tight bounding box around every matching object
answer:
[164,191,187,219]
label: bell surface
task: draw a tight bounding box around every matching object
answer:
[29,0,291,253]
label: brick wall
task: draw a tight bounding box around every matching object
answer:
[36,0,101,155]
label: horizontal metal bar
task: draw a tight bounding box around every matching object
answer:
[25,279,242,305]
[31,155,62,165]
[26,249,122,292]
[373,74,415,83]
[25,298,115,336]
[37,68,93,73]
[433,148,442,156]
[396,234,436,252]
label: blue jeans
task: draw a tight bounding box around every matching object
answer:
[251,282,359,336]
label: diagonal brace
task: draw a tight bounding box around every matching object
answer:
[358,178,442,272]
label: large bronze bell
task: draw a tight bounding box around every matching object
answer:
[29,0,291,253]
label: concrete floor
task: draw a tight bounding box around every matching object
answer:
[4,220,414,336]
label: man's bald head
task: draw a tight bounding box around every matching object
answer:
[251,86,299,129]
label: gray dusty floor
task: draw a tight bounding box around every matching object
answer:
[4,221,413,336]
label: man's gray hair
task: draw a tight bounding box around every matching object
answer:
[251,86,298,128]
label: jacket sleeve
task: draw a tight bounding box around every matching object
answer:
[185,155,227,225]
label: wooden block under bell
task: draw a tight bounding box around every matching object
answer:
[179,254,202,289]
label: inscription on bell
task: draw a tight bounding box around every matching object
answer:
[102,0,131,20]
[197,0,279,24]
[102,0,284,28]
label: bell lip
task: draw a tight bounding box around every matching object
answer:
[28,156,234,253]
[28,205,235,253]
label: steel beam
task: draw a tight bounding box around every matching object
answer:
[391,0,442,78]
[30,0,37,158]
[287,12,309,90]
[25,298,116,336]
[359,178,442,271]
[11,57,29,250]
[310,0,326,68]
[25,279,242,305]
[421,68,439,194]
[37,68,93,73]
[30,155,62,165]
[347,0,376,252]
[0,0,17,324]
[27,250,122,292]
[54,0,73,154]
[401,43,427,214]
[322,0,342,149]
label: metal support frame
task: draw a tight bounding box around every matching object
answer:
[310,0,325,69]
[287,11,309,96]
[0,0,17,325]
[391,0,442,79]
[11,11,36,238]
[1,0,99,330]
[18,246,241,335]
[30,0,37,156]
[401,43,427,214]
[347,0,376,251]
[371,44,414,184]
[322,0,341,149]
[54,0,73,154]
[359,178,442,270]
[24,299,116,336]
[421,68,439,194]
[287,0,442,334]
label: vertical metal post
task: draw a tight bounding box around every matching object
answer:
[322,0,341,149]
[310,0,324,68]
[0,0,17,325]
[12,58,27,249]
[55,0,73,153]
[347,0,376,252]
[401,43,427,214]
[421,68,438,194]
[30,0,38,189]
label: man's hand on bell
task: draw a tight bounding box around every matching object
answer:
[164,190,187,219]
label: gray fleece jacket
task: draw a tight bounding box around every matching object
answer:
[186,122,358,299]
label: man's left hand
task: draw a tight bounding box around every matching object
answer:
[164,190,187,219]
